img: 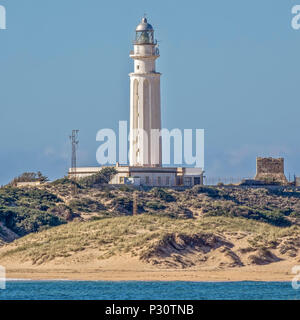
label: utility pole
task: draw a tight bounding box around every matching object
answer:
[70,130,79,195]
[133,190,138,216]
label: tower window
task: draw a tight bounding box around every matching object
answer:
[137,65,139,70]
[166,176,170,185]
[157,177,161,185]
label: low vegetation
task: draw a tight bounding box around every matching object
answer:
[0,187,67,237]
[1,179,300,269]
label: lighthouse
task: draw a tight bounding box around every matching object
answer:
[129,17,162,167]
[70,17,204,187]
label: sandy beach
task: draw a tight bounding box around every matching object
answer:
[3,256,298,282]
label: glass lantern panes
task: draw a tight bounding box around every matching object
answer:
[135,31,154,44]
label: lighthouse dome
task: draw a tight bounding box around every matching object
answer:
[136,18,153,31]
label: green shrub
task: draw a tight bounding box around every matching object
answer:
[118,185,134,192]
[0,187,61,210]
[0,206,66,236]
[103,191,115,199]
[79,167,117,188]
[190,185,221,198]
[249,210,291,227]
[68,198,106,213]
[145,201,166,210]
[113,196,144,213]
[113,197,133,211]
[205,205,291,227]
[51,177,74,186]
[151,188,176,202]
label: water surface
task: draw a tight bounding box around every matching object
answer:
[0,281,299,300]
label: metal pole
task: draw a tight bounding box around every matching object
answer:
[70,130,79,195]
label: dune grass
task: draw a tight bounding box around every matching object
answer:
[0,214,299,265]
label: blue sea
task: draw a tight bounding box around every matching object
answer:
[0,281,299,300]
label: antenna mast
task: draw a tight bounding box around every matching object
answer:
[70,130,79,195]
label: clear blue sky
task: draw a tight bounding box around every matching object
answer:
[0,0,299,184]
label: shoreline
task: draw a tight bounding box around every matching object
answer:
[4,266,295,283]
[5,278,291,283]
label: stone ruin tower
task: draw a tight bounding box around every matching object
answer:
[254,157,288,185]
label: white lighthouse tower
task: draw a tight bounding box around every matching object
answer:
[129,17,162,167]
[70,17,204,187]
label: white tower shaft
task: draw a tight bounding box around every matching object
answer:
[129,18,162,167]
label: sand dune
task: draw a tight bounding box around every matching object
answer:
[1,215,299,282]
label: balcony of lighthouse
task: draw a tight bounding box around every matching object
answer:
[129,45,160,59]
